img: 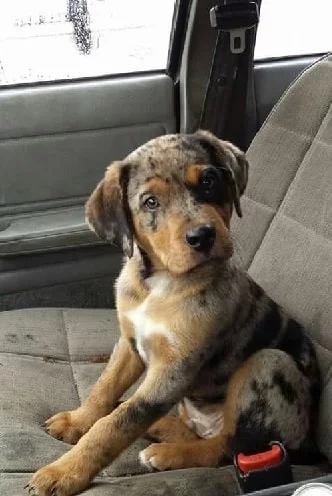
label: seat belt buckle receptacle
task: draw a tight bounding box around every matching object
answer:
[234,441,293,493]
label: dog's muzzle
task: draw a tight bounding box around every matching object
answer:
[185,224,216,252]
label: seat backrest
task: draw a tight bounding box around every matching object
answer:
[231,53,332,461]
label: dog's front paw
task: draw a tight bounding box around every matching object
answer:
[139,443,186,471]
[27,461,90,496]
[45,409,90,444]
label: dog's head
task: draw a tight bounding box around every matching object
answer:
[86,130,248,274]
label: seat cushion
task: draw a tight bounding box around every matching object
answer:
[0,308,328,495]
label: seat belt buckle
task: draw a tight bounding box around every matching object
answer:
[234,441,293,493]
[210,2,259,54]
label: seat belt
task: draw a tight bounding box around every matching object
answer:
[199,1,260,150]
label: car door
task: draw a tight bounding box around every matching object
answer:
[0,0,178,310]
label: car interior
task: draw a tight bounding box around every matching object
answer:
[1,0,332,495]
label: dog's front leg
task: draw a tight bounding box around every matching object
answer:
[46,336,145,444]
[28,361,189,496]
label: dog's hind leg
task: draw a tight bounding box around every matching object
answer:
[140,349,314,471]
[146,416,199,443]
[225,348,314,457]
[140,435,225,470]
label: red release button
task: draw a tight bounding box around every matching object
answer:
[237,444,283,474]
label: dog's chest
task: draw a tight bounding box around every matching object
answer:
[126,273,173,363]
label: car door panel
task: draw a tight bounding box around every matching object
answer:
[0,74,175,258]
[0,73,175,304]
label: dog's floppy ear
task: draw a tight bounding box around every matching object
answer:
[85,161,133,257]
[195,130,249,217]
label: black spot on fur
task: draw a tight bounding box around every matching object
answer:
[181,137,202,154]
[129,337,138,354]
[242,301,283,359]
[123,287,140,300]
[249,279,265,300]
[241,279,266,330]
[150,212,158,231]
[171,172,180,185]
[213,371,230,387]
[279,318,305,366]
[273,371,297,404]
[205,351,221,368]
[116,400,171,429]
[148,158,157,169]
[227,396,280,456]
[138,247,152,279]
[278,321,321,407]
[189,392,226,403]
[239,298,258,332]
[199,351,207,361]
[198,289,207,306]
[194,136,220,166]
[251,379,259,394]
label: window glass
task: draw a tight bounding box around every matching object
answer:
[0,0,175,85]
[255,0,332,60]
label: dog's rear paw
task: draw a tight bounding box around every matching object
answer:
[139,444,186,471]
[45,410,89,444]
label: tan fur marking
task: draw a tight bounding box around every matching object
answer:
[116,258,150,316]
[223,358,255,437]
[146,416,199,443]
[200,203,233,253]
[145,177,170,196]
[145,333,176,364]
[140,436,225,470]
[133,217,170,271]
[185,164,203,186]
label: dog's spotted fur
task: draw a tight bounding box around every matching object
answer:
[28,131,321,496]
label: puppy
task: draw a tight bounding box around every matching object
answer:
[28,131,320,496]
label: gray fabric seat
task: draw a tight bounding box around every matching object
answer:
[0,309,328,495]
[1,54,332,494]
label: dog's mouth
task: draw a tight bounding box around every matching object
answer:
[133,212,233,275]
[163,233,233,275]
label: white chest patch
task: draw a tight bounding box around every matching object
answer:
[182,397,225,439]
[126,273,173,363]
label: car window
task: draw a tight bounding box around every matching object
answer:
[0,0,175,85]
[255,0,332,60]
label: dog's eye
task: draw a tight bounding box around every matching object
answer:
[144,196,160,210]
[201,171,217,191]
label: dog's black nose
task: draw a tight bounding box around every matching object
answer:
[185,224,216,252]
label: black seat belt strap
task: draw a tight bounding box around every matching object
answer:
[199,1,260,150]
